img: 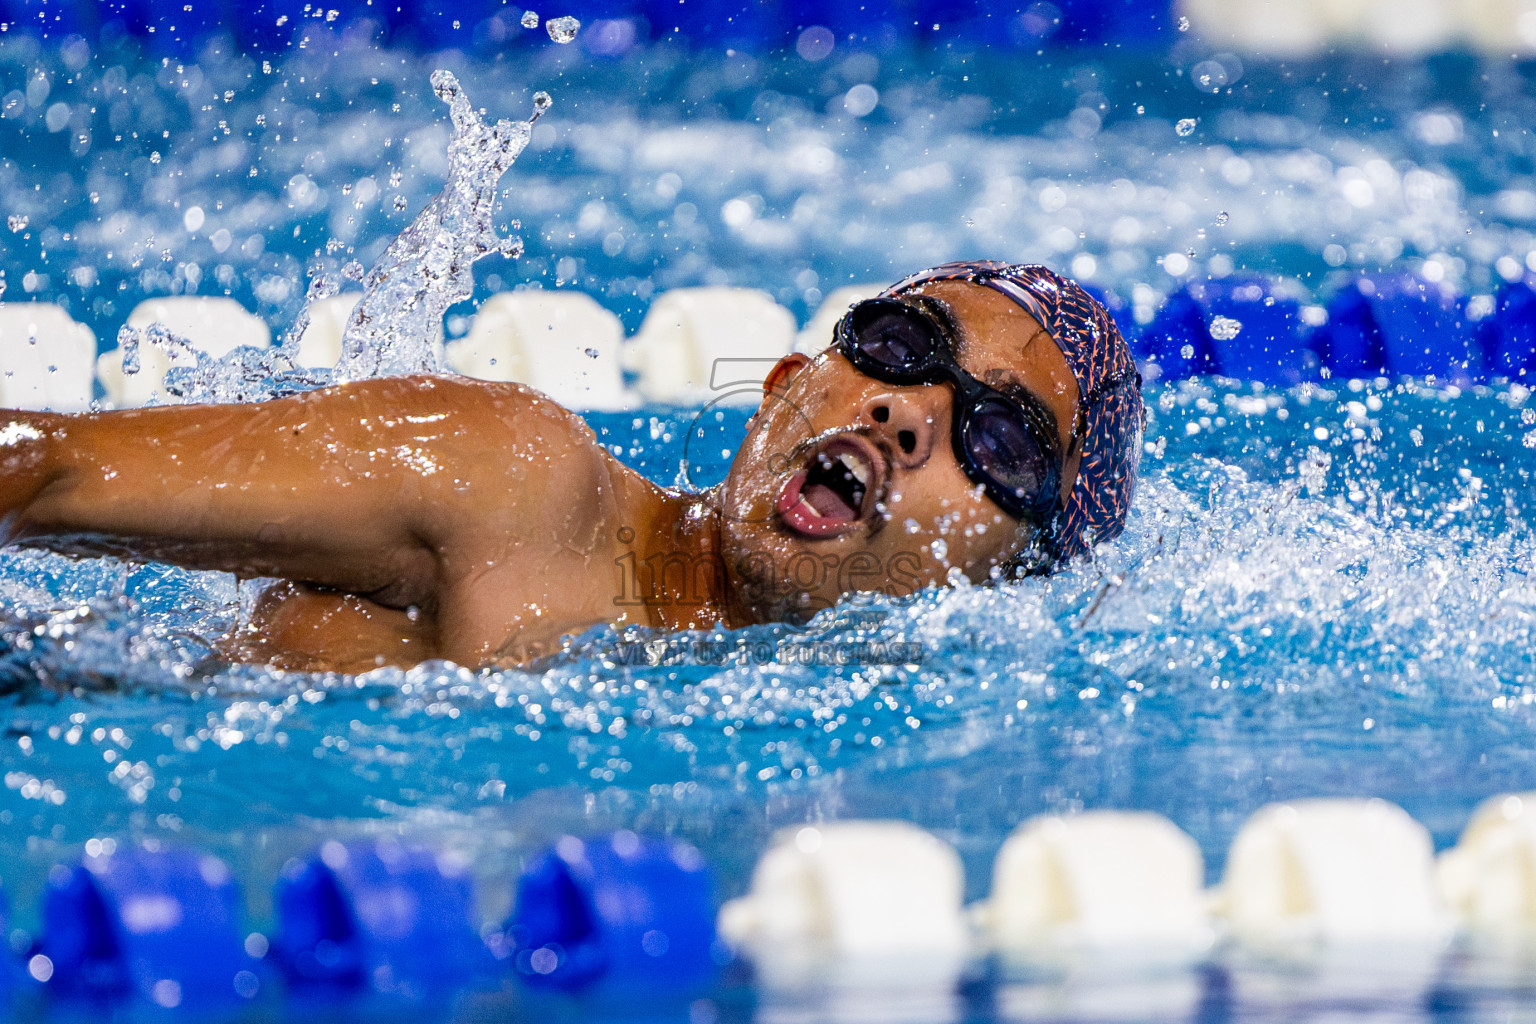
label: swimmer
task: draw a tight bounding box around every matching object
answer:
[0,261,1143,672]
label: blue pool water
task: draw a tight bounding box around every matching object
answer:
[2,15,1536,1022]
[4,379,1535,1018]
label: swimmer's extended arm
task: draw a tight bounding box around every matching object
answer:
[0,375,604,609]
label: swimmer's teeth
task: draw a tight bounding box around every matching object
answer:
[837,452,870,486]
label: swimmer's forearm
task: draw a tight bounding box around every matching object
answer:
[1,387,449,596]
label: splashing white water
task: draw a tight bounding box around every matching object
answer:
[333,70,537,381]
[100,70,541,406]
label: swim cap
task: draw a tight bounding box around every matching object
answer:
[883,260,1144,561]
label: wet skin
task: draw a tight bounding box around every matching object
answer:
[0,280,1080,672]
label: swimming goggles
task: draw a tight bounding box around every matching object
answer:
[834,297,1066,524]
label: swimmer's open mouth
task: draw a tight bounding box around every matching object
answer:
[775,434,886,538]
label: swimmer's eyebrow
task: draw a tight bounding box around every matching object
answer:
[985,371,1057,420]
[903,292,1056,415]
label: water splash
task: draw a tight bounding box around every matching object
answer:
[93,70,541,407]
[277,261,342,366]
[1209,315,1243,340]
[332,70,535,381]
[545,16,581,44]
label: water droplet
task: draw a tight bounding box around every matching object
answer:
[1175,118,1197,137]
[342,261,364,280]
[1215,211,1229,226]
[1209,316,1243,340]
[546,15,580,43]
[584,347,599,358]
[341,182,352,195]
[1180,343,1195,359]
[521,10,539,28]
[1177,15,1190,31]
[532,91,552,112]
[388,169,402,188]
[150,150,162,163]
[392,195,408,211]
[118,325,141,375]
[7,214,27,232]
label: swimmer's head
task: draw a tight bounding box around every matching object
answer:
[717,260,1143,622]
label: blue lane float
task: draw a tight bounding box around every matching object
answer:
[274,839,490,994]
[496,832,718,997]
[1313,275,1481,383]
[0,0,1175,52]
[1138,276,1317,385]
[38,847,250,1006]
[1480,280,1536,381]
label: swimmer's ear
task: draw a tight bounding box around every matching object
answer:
[760,353,810,402]
[747,353,810,429]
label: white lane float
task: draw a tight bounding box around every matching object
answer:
[1440,790,1536,937]
[980,811,1210,1024]
[1218,797,1449,946]
[1177,0,1341,55]
[622,286,796,406]
[717,821,968,994]
[1461,0,1536,54]
[445,290,630,410]
[0,302,96,411]
[796,285,883,355]
[293,293,362,370]
[978,811,1213,967]
[1218,798,1449,1013]
[1180,0,1536,55]
[97,297,271,407]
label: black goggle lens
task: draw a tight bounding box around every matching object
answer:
[848,302,940,369]
[839,298,1062,523]
[963,400,1052,510]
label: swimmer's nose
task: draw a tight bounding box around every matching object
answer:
[862,391,938,468]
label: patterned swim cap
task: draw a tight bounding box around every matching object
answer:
[883,260,1145,562]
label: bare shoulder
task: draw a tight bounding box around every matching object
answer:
[335,374,619,539]
[322,373,599,449]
